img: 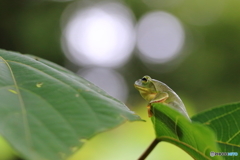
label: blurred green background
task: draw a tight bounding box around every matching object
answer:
[1,0,240,159]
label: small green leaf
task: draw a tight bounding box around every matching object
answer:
[192,103,240,160]
[0,49,142,160]
[151,103,222,160]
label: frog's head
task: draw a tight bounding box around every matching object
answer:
[134,75,157,102]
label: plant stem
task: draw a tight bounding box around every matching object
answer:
[138,138,161,160]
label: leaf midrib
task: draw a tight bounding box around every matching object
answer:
[0,56,31,148]
[16,86,80,139]
[204,107,240,124]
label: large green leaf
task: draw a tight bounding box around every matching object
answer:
[0,49,142,160]
[192,103,240,160]
[151,103,222,160]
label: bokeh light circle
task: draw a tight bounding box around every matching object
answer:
[136,11,185,63]
[61,2,136,68]
[78,68,128,102]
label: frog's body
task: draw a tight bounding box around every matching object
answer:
[134,75,190,120]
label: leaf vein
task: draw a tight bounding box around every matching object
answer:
[217,140,240,147]
[226,130,240,143]
[18,86,80,139]
[204,107,240,124]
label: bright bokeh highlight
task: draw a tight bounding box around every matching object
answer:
[62,2,135,68]
[136,11,185,63]
[77,68,128,102]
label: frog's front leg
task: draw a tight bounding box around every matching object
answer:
[148,92,169,117]
[146,104,153,117]
[150,92,169,103]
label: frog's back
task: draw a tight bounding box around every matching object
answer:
[152,79,190,119]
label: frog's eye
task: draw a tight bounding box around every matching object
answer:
[141,77,148,82]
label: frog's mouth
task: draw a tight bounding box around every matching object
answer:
[134,84,157,101]
[134,84,149,92]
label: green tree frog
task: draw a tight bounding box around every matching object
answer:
[134,75,190,120]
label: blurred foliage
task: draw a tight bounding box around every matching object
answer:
[0,0,67,65]
[1,0,240,159]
